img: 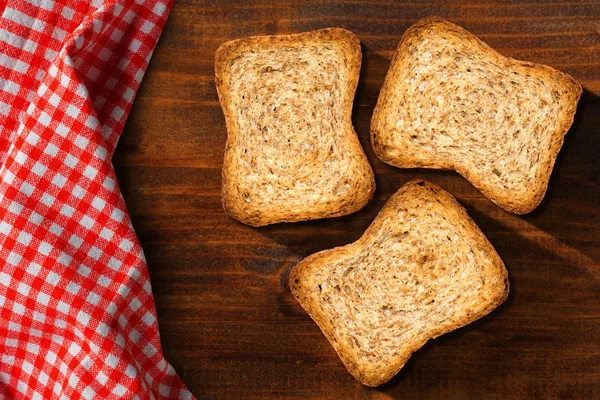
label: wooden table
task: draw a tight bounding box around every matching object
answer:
[115,1,600,398]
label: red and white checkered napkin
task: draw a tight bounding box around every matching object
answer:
[0,1,194,398]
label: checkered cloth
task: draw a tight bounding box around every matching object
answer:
[0,1,193,398]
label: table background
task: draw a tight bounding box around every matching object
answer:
[115,1,599,398]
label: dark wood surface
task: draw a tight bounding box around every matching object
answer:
[115,1,600,398]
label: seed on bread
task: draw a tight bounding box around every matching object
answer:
[290,179,509,386]
[371,17,582,214]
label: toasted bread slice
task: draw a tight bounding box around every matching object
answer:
[215,29,375,227]
[290,179,509,386]
[371,17,581,214]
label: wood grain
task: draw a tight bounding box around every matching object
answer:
[115,1,600,398]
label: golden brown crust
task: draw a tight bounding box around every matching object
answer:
[290,179,509,386]
[216,29,374,226]
[371,17,582,214]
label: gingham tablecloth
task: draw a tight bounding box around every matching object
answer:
[0,1,193,398]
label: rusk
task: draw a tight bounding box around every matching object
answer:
[372,17,581,214]
[216,29,375,226]
[290,179,509,386]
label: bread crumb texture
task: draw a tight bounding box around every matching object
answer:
[215,29,375,226]
[371,17,581,214]
[290,180,509,386]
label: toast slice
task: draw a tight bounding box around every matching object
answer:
[290,179,509,386]
[371,17,581,214]
[215,29,375,227]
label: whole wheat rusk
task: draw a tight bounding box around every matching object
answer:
[215,29,375,227]
[371,17,582,214]
[290,179,509,386]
